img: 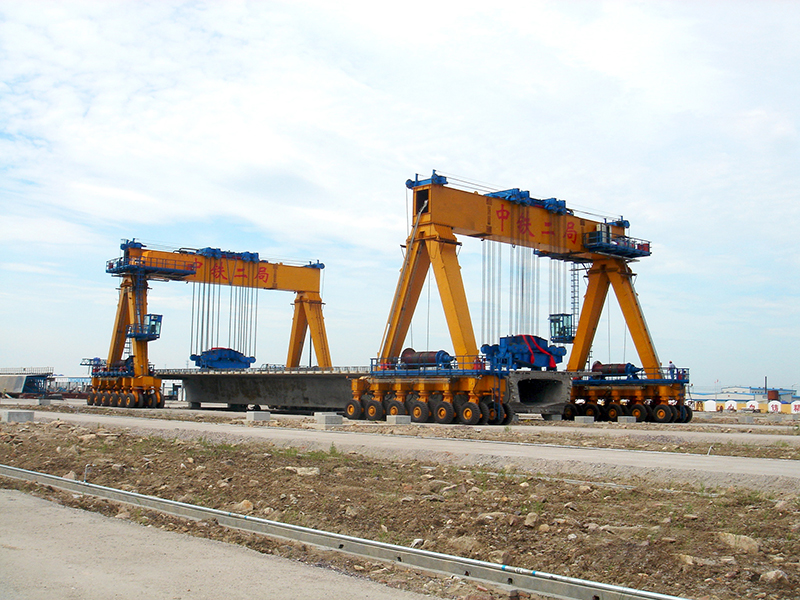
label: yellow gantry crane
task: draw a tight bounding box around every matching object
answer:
[88,240,331,408]
[351,172,688,425]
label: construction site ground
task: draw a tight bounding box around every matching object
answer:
[1,404,799,600]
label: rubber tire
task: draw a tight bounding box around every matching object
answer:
[86,392,95,406]
[459,401,481,425]
[651,403,672,423]
[410,401,430,423]
[582,403,601,419]
[434,401,455,424]
[100,392,111,407]
[501,404,515,425]
[345,399,363,420]
[155,391,165,409]
[683,405,693,423]
[387,399,406,416]
[492,403,506,425]
[606,403,623,422]
[478,401,491,425]
[629,403,647,422]
[123,393,136,408]
[562,402,580,420]
[365,399,384,421]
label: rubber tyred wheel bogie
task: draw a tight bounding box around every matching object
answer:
[345,399,363,420]
[410,401,430,423]
[434,401,455,424]
[459,401,481,425]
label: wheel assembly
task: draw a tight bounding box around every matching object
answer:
[345,399,363,420]
[459,401,481,425]
[434,401,455,424]
[410,401,429,423]
[365,398,384,421]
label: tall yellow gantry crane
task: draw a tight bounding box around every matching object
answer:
[351,172,688,425]
[88,240,331,408]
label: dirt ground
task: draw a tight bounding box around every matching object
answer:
[1,414,799,600]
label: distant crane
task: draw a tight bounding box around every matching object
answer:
[87,240,331,408]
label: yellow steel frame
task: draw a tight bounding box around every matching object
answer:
[95,243,332,401]
[377,180,664,395]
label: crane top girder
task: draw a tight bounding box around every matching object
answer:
[108,239,324,293]
[407,172,650,262]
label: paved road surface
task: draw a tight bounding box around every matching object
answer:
[30,411,800,493]
[0,489,431,600]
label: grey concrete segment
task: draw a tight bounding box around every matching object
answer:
[181,372,354,411]
[246,410,271,421]
[37,398,51,406]
[541,414,562,421]
[574,416,595,424]
[1,410,34,423]
[0,489,432,600]
[387,415,411,424]
[738,415,754,424]
[617,416,637,424]
[315,413,343,425]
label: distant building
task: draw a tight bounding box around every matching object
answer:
[692,386,800,414]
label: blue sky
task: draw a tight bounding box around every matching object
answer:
[1,1,798,392]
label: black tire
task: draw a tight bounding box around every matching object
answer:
[478,400,491,425]
[155,391,165,409]
[583,403,601,419]
[502,404,515,425]
[629,403,647,422]
[606,403,623,422]
[492,403,506,425]
[123,393,136,408]
[434,401,455,424]
[365,399,384,421]
[345,399,363,420]
[459,401,481,425]
[410,401,430,423]
[651,403,672,423]
[387,399,406,416]
[562,402,580,420]
[683,405,693,423]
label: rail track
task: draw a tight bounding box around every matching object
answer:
[1,463,689,600]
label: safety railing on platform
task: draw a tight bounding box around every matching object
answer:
[155,365,371,376]
[583,231,651,259]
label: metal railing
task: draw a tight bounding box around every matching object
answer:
[0,464,691,600]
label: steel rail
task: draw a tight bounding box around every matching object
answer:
[0,464,688,600]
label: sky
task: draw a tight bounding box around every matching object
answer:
[1,1,798,393]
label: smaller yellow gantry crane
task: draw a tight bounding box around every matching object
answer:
[87,240,331,408]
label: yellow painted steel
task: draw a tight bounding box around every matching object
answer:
[371,176,676,414]
[565,259,660,376]
[94,242,332,403]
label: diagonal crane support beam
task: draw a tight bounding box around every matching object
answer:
[566,259,660,376]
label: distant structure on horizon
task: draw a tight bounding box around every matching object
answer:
[692,385,799,414]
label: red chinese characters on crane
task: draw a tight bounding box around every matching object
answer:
[210,264,228,281]
[565,221,578,244]
[517,215,535,237]
[496,204,510,233]
[257,266,270,285]
[233,267,248,281]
